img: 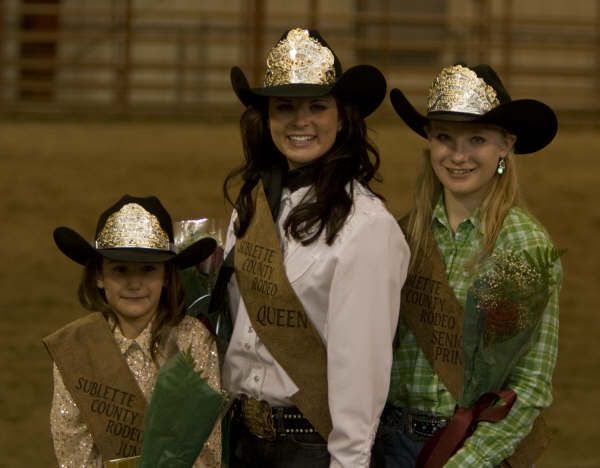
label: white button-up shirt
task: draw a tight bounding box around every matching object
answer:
[222,181,410,467]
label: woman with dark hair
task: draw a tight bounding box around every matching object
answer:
[217,28,410,467]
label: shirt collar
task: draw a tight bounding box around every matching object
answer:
[432,195,483,234]
[281,184,313,205]
[110,316,154,358]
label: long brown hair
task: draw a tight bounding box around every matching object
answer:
[78,256,186,364]
[224,98,382,245]
[405,146,521,272]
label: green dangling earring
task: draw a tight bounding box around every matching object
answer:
[497,158,506,175]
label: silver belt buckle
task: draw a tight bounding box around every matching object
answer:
[404,410,445,441]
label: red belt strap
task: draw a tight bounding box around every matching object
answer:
[416,390,517,468]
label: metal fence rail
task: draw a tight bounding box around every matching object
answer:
[0,0,598,120]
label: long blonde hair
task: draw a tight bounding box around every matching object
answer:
[405,146,521,272]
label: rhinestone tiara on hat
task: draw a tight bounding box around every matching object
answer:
[95,203,172,251]
[264,28,336,87]
[427,64,500,115]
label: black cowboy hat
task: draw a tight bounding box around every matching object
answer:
[390,63,557,154]
[231,27,386,118]
[53,195,217,269]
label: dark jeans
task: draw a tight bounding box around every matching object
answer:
[374,411,510,468]
[229,421,330,468]
[229,420,386,467]
[373,425,425,468]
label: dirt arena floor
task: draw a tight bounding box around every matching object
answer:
[1,119,598,467]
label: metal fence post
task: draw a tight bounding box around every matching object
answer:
[114,0,131,110]
[501,0,513,89]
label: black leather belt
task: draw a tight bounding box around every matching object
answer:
[381,404,448,441]
[234,395,317,441]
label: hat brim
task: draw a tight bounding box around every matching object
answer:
[53,227,217,269]
[389,88,429,139]
[54,227,98,266]
[172,237,217,269]
[390,89,557,154]
[231,65,386,118]
[97,248,176,264]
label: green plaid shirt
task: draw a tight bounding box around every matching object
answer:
[389,199,562,467]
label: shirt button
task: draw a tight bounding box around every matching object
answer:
[254,375,260,383]
[244,343,251,351]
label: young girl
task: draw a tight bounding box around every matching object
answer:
[379,64,562,467]
[44,194,222,467]
[216,27,410,467]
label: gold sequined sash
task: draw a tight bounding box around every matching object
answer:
[234,181,332,439]
[43,312,147,461]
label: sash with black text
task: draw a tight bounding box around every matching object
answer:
[43,312,147,461]
[399,218,465,400]
[398,219,550,468]
[234,180,332,439]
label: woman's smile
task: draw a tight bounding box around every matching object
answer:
[269,95,339,168]
[427,121,514,210]
[287,134,317,146]
[445,167,476,176]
